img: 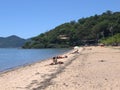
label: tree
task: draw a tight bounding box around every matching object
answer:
[23,11,120,48]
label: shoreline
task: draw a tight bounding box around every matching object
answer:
[0,46,120,90]
[0,58,50,75]
[0,47,82,90]
[0,48,73,74]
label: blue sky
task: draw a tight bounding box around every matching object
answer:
[0,0,119,39]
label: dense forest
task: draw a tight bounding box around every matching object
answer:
[23,10,120,48]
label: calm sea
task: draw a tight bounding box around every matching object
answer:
[0,48,71,72]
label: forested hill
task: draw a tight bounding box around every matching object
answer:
[23,11,120,48]
[0,35,26,48]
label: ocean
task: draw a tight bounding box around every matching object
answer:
[0,48,71,72]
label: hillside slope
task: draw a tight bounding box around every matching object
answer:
[0,35,26,48]
[23,10,120,48]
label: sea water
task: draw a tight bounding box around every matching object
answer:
[0,48,70,72]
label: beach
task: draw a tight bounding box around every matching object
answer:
[0,46,120,90]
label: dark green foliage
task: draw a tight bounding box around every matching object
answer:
[23,11,120,48]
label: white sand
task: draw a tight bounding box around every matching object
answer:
[0,46,120,90]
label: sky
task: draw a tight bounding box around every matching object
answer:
[0,0,120,39]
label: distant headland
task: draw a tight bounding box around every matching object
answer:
[0,35,26,48]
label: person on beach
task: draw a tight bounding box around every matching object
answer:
[56,55,68,59]
[53,57,58,64]
[71,49,79,54]
[50,56,65,65]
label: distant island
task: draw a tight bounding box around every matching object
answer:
[23,10,120,48]
[0,35,26,48]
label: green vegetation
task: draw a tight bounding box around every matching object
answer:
[100,33,120,46]
[23,10,120,48]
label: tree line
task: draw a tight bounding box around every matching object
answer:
[23,10,120,48]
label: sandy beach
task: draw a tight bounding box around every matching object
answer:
[0,46,120,90]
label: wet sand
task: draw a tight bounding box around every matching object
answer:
[0,46,120,90]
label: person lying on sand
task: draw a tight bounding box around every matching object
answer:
[49,56,64,65]
[56,55,68,59]
[71,49,79,54]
